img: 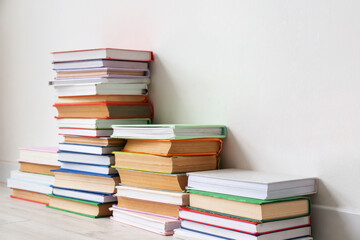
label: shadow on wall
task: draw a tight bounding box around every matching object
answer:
[219,128,253,170]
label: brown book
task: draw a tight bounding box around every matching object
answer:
[56,95,148,104]
[19,162,60,175]
[117,196,181,218]
[122,139,222,156]
[49,195,113,217]
[64,136,126,146]
[189,192,310,221]
[54,102,153,118]
[11,188,50,204]
[53,171,120,193]
[117,169,187,191]
[56,68,147,78]
[114,152,218,173]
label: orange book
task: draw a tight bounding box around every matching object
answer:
[19,162,60,175]
[122,139,223,156]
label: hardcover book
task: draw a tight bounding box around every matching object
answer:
[53,59,149,70]
[187,169,317,200]
[111,124,227,140]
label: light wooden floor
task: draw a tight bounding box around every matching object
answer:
[0,183,173,240]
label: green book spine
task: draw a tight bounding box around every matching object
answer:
[46,205,109,218]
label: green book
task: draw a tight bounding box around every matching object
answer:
[48,194,112,218]
[188,190,311,223]
[111,124,227,139]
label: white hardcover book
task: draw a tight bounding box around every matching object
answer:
[58,151,114,165]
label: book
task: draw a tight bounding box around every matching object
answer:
[58,151,115,165]
[55,67,149,79]
[117,169,187,191]
[54,83,148,97]
[52,169,120,193]
[7,170,54,194]
[179,221,311,240]
[52,186,117,203]
[111,124,227,140]
[179,207,311,235]
[52,48,153,62]
[113,151,218,174]
[55,95,148,104]
[187,169,317,200]
[58,128,114,137]
[54,102,153,119]
[60,161,117,175]
[19,147,59,166]
[57,118,151,129]
[48,194,113,218]
[116,185,189,205]
[110,206,181,236]
[19,161,60,175]
[63,136,125,146]
[11,188,50,205]
[53,59,148,70]
[117,197,181,218]
[188,190,310,222]
[58,143,123,154]
[50,77,151,86]
[122,139,223,156]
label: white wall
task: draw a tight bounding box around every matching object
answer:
[1,0,360,239]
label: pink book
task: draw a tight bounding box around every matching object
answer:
[110,206,181,236]
[19,147,59,166]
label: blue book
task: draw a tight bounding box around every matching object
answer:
[52,186,117,203]
[58,151,115,165]
[59,161,117,175]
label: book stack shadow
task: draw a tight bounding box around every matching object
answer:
[109,124,227,235]
[7,147,59,205]
[174,169,317,240]
[47,48,153,218]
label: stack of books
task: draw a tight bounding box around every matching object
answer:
[47,48,154,218]
[110,124,227,235]
[7,147,59,205]
[174,169,317,240]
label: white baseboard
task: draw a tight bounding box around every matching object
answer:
[0,160,19,183]
[312,205,360,239]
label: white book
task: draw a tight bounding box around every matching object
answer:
[57,118,150,129]
[59,143,122,155]
[110,207,181,236]
[50,77,151,86]
[19,147,59,166]
[58,151,114,165]
[52,48,152,62]
[58,128,113,137]
[53,59,148,70]
[7,178,53,194]
[111,124,227,140]
[174,228,225,240]
[52,187,117,203]
[179,208,310,234]
[60,161,117,175]
[187,169,317,200]
[9,170,55,184]
[116,185,189,205]
[181,220,311,240]
[54,83,148,97]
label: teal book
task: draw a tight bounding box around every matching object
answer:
[111,124,227,140]
[188,190,311,223]
[47,194,113,218]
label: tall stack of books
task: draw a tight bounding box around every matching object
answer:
[7,147,59,205]
[110,124,227,235]
[47,48,154,218]
[174,169,317,240]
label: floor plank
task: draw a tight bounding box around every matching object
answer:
[0,183,173,240]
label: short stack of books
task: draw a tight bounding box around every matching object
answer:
[174,169,317,240]
[7,147,59,205]
[110,124,227,235]
[47,48,154,218]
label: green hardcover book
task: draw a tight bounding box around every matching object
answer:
[47,194,113,218]
[188,190,311,223]
[111,124,227,140]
